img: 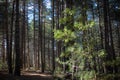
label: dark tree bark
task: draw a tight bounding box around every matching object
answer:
[33,0,36,69]
[26,3,30,69]
[43,16,46,71]
[22,0,26,69]
[38,0,44,72]
[97,0,104,49]
[107,0,118,75]
[117,23,120,54]
[9,0,15,73]
[56,0,61,68]
[5,0,13,74]
[97,0,104,73]
[14,0,21,76]
[103,0,114,74]
[38,0,42,72]
[52,0,55,73]
[2,21,6,63]
[2,35,5,63]
[47,39,50,69]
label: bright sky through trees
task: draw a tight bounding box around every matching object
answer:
[28,0,51,22]
[44,0,51,8]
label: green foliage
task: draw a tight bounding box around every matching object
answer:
[98,73,120,80]
[54,8,106,80]
[63,8,75,16]
[54,27,76,44]
[78,70,96,80]
[0,60,8,70]
[104,57,120,67]
[74,21,95,31]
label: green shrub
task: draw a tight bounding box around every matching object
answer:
[0,60,8,70]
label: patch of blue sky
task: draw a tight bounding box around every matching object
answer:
[94,3,97,7]
[28,5,34,22]
[28,6,33,10]
[28,0,51,22]
[115,6,120,9]
[44,0,51,9]
[46,16,52,20]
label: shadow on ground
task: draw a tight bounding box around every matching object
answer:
[0,71,54,80]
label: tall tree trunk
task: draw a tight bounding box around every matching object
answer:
[26,4,30,69]
[38,0,44,72]
[37,0,41,69]
[52,0,55,73]
[97,0,104,73]
[107,2,118,75]
[22,0,26,70]
[2,24,6,63]
[47,39,50,69]
[97,0,104,49]
[5,0,13,74]
[33,0,36,69]
[14,0,21,76]
[56,0,60,68]
[103,0,113,74]
[43,17,46,70]
[9,0,15,73]
[117,23,120,55]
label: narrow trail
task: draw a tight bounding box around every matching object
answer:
[0,71,54,80]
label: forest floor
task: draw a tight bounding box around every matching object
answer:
[0,71,54,80]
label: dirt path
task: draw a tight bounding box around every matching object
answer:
[0,71,54,80]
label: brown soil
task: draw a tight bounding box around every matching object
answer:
[0,71,54,80]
